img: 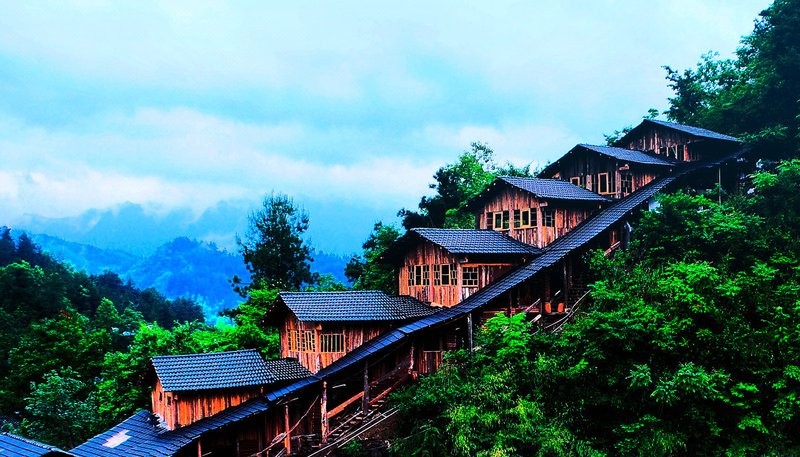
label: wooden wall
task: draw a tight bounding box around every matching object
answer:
[544,153,664,199]
[281,314,390,373]
[615,124,734,162]
[397,239,518,307]
[151,378,263,430]
[475,187,597,247]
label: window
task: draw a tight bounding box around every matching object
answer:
[570,176,582,187]
[542,208,555,227]
[621,173,633,194]
[530,207,538,226]
[407,265,414,286]
[302,330,316,352]
[597,172,610,194]
[414,265,423,286]
[441,264,451,285]
[450,264,458,284]
[422,265,430,285]
[502,211,510,230]
[320,332,345,353]
[493,212,502,230]
[513,209,522,228]
[288,329,297,351]
[433,264,441,286]
[486,211,493,229]
[462,267,479,287]
[521,209,530,227]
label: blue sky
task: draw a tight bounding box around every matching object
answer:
[0,0,768,254]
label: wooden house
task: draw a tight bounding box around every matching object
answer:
[271,291,436,373]
[614,118,740,162]
[149,349,311,430]
[382,228,541,307]
[539,144,675,199]
[466,176,609,247]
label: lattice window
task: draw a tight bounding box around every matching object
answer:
[302,330,316,352]
[462,267,479,287]
[542,208,555,227]
[530,207,538,226]
[433,264,441,286]
[287,329,297,351]
[486,211,494,229]
[493,212,502,230]
[407,265,414,286]
[450,264,458,284]
[513,209,522,228]
[597,172,610,194]
[414,265,423,286]
[621,173,633,194]
[521,209,530,227]
[422,265,430,285]
[502,211,510,230]
[320,332,345,353]
[441,263,451,285]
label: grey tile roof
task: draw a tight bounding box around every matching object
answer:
[278,290,437,322]
[263,358,313,383]
[410,228,542,256]
[576,144,676,166]
[643,119,740,142]
[152,349,274,392]
[499,176,609,201]
[71,398,274,457]
[0,432,73,456]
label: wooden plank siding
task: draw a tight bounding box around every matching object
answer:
[397,240,518,307]
[617,124,705,162]
[544,154,664,200]
[151,377,263,430]
[281,314,391,373]
[474,187,597,247]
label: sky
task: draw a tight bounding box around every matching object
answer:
[0,0,770,254]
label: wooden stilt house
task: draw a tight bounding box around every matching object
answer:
[466,176,609,248]
[270,291,436,373]
[382,228,541,307]
[614,118,741,162]
[538,144,675,199]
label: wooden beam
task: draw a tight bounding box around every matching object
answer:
[362,361,370,413]
[197,439,202,457]
[327,391,364,419]
[562,260,569,310]
[321,381,329,443]
[284,404,292,455]
[466,313,473,352]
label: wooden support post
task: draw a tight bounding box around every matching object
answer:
[362,361,370,413]
[321,381,329,443]
[408,338,415,376]
[466,313,473,352]
[284,404,292,455]
[562,259,569,310]
[197,439,202,457]
[718,166,722,204]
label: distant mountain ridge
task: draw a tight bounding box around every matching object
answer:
[21,232,350,318]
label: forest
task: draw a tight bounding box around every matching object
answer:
[1,0,799,455]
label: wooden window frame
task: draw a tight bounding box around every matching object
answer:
[521,209,530,227]
[502,211,510,230]
[407,265,414,286]
[462,267,479,287]
[433,264,441,286]
[486,211,494,229]
[288,329,297,351]
[621,173,633,194]
[597,172,610,194]
[542,208,555,227]
[570,176,582,187]
[414,265,423,286]
[493,212,502,230]
[530,207,538,226]
[302,330,316,352]
[320,332,345,353]
[513,209,522,228]
[441,263,451,285]
[422,265,430,286]
[450,264,458,284]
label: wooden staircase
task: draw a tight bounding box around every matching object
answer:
[308,396,395,456]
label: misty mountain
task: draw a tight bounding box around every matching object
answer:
[25,232,350,317]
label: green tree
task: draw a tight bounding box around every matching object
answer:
[399,142,532,230]
[345,222,400,294]
[19,368,101,449]
[235,193,313,292]
[0,226,14,266]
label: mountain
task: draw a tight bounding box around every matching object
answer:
[24,233,350,317]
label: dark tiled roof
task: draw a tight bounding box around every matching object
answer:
[264,358,313,383]
[643,119,740,142]
[277,291,436,322]
[0,432,73,456]
[467,176,608,211]
[152,349,273,392]
[576,144,676,166]
[71,398,273,457]
[411,228,542,256]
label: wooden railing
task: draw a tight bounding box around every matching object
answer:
[543,289,591,333]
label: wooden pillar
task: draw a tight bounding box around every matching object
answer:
[321,381,329,443]
[562,259,569,309]
[466,313,473,352]
[408,338,415,375]
[362,361,370,412]
[284,404,292,455]
[197,439,202,457]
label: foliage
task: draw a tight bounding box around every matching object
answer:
[393,160,800,455]
[235,193,314,293]
[664,0,800,155]
[345,222,401,294]
[399,142,532,230]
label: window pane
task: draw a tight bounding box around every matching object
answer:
[486,212,493,229]
[513,209,521,228]
[522,210,530,227]
[433,264,441,286]
[441,264,450,285]
[493,213,502,230]
[462,267,479,287]
[422,265,430,285]
[502,211,510,229]
[530,208,538,226]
